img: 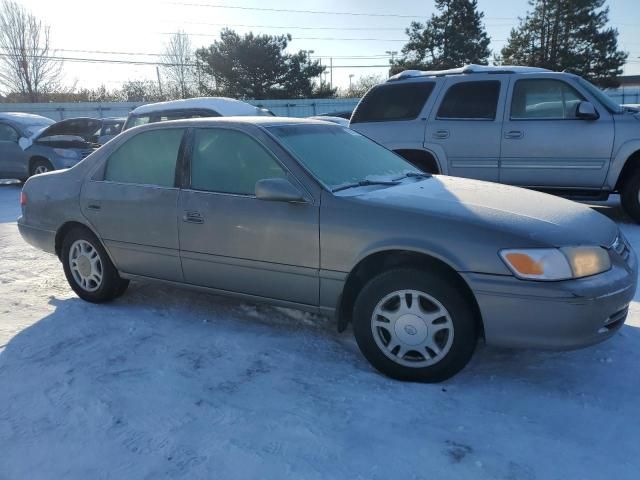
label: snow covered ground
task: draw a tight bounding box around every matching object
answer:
[1,182,639,479]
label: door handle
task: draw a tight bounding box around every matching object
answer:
[87,204,101,211]
[183,210,204,224]
[504,130,524,139]
[433,130,450,139]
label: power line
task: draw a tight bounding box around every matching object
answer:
[161,32,409,41]
[163,2,428,18]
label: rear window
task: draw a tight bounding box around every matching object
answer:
[436,81,501,120]
[351,82,435,123]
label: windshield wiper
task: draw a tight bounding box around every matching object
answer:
[331,179,400,193]
[393,171,432,181]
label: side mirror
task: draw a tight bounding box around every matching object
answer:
[255,178,305,203]
[576,101,599,120]
[18,137,32,150]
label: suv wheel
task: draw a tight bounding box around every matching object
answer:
[30,159,54,176]
[353,268,477,383]
[621,169,640,223]
[61,227,129,303]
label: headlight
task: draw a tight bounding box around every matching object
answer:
[500,247,611,281]
[53,148,79,159]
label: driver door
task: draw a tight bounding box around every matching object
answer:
[178,126,320,306]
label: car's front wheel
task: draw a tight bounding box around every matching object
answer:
[61,227,129,303]
[30,159,54,176]
[353,268,478,383]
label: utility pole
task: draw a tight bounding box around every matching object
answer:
[385,51,398,78]
[349,74,354,93]
[330,57,333,90]
[156,66,164,98]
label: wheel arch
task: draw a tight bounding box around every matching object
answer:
[336,249,484,339]
[54,221,113,265]
[615,149,640,191]
[393,149,441,174]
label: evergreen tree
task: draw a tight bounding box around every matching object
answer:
[393,0,491,73]
[499,0,627,87]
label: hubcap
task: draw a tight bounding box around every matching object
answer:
[371,289,454,368]
[68,239,103,292]
[34,165,49,175]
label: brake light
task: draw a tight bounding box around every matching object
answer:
[20,191,27,206]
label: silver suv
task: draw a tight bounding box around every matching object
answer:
[350,65,640,221]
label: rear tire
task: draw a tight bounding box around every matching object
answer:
[353,268,477,383]
[621,169,640,223]
[30,159,54,177]
[61,227,128,303]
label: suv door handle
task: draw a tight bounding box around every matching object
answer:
[87,203,101,211]
[433,130,450,139]
[183,210,204,224]
[504,130,524,139]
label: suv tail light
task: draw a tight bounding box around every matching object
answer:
[20,191,27,206]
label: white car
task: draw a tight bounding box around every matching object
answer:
[122,97,274,131]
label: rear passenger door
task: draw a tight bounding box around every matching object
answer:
[0,122,26,178]
[350,81,438,151]
[426,77,507,182]
[81,127,187,282]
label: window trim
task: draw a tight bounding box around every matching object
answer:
[351,81,436,124]
[96,126,188,189]
[184,126,296,198]
[435,80,502,121]
[0,122,20,142]
[509,78,589,122]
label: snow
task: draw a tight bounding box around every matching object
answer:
[129,97,266,117]
[1,184,639,479]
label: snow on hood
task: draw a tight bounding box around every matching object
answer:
[353,175,618,248]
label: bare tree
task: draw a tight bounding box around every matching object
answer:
[162,31,195,99]
[0,0,62,102]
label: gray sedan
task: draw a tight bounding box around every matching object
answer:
[17,118,637,382]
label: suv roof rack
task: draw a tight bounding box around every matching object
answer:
[387,64,550,81]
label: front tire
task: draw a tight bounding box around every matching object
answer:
[30,159,54,177]
[621,169,640,223]
[353,268,477,383]
[61,227,129,303]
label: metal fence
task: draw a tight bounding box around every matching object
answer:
[0,98,361,121]
[1,86,636,121]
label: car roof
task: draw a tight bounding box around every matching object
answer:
[387,64,551,82]
[130,116,336,132]
[0,112,55,126]
[129,97,263,116]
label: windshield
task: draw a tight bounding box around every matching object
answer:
[578,77,623,113]
[267,124,418,189]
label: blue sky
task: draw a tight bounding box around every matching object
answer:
[16,0,640,91]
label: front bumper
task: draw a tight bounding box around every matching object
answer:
[462,246,637,350]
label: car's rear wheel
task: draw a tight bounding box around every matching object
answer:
[61,227,129,303]
[621,169,640,223]
[30,159,54,176]
[353,268,477,383]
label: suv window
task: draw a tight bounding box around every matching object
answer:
[437,81,501,120]
[351,82,435,123]
[511,79,585,120]
[191,128,286,195]
[104,128,185,187]
[0,123,19,142]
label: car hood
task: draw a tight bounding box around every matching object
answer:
[350,175,618,248]
[35,117,101,142]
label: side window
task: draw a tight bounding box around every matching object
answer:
[511,79,585,120]
[0,123,19,142]
[436,81,501,120]
[104,128,185,187]
[191,128,286,195]
[351,82,435,123]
